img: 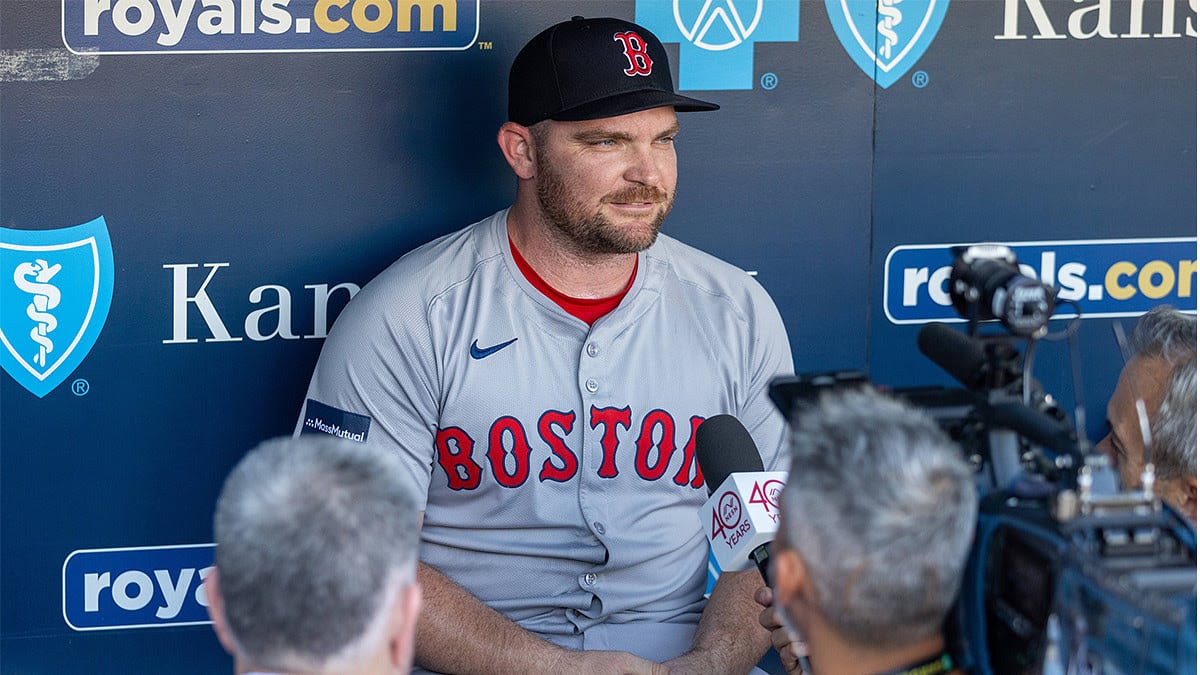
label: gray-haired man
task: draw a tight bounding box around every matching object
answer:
[205,436,423,675]
[1096,304,1197,521]
[763,387,977,675]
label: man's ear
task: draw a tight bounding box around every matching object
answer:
[772,548,812,608]
[1180,474,1197,523]
[388,583,424,669]
[497,121,537,180]
[203,569,239,657]
[1158,474,1197,523]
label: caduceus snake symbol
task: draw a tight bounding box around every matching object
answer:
[14,259,63,368]
[878,0,903,60]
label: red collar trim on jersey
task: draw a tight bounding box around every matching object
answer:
[509,237,637,326]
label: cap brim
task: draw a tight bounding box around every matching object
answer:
[550,89,719,122]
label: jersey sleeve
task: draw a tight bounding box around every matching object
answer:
[739,279,795,474]
[295,284,439,509]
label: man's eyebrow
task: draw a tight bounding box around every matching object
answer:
[571,129,634,143]
[570,123,681,143]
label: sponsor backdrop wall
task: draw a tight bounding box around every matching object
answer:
[1,0,1195,671]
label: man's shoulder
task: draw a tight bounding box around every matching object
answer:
[649,234,774,305]
[350,211,506,306]
[376,211,504,290]
[324,211,507,339]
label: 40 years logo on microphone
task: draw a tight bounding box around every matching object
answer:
[748,478,784,522]
[0,217,114,398]
[712,490,748,544]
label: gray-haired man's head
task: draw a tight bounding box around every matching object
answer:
[207,435,422,674]
[772,386,977,650]
[1097,305,1197,520]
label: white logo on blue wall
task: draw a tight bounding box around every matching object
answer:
[636,1,800,91]
[825,0,949,88]
[63,544,215,631]
[883,238,1198,324]
[62,0,480,54]
[0,217,114,398]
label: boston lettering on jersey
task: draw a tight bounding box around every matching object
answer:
[435,407,707,490]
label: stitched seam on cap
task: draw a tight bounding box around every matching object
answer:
[547,22,565,115]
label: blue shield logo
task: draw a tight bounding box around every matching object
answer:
[825,0,949,88]
[0,217,114,398]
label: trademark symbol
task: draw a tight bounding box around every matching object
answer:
[760,72,778,90]
[71,378,90,396]
[912,70,929,88]
[478,41,493,50]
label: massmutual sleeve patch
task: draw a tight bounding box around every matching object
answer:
[300,398,371,443]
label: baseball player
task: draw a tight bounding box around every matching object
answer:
[298,16,793,675]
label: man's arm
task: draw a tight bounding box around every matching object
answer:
[654,271,791,673]
[416,562,669,675]
[660,569,771,674]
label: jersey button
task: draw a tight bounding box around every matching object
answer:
[593,521,606,535]
[582,572,597,587]
[585,378,599,393]
[586,343,600,358]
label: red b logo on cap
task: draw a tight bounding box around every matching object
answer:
[613,31,653,76]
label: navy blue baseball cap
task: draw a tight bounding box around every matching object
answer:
[508,16,719,126]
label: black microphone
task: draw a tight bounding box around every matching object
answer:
[696,414,764,494]
[917,323,989,390]
[695,414,777,583]
[696,417,813,675]
[987,400,1078,458]
[918,324,1073,449]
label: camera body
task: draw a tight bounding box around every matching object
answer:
[897,382,1197,674]
[956,482,1195,674]
[769,245,1196,674]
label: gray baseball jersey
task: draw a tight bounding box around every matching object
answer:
[297,208,793,663]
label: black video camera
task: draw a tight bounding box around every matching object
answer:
[770,245,1196,674]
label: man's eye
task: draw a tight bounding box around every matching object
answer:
[1096,433,1121,461]
[1107,439,1128,469]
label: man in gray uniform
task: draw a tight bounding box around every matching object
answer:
[299,16,793,674]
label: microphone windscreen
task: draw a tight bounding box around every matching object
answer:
[917,323,987,390]
[989,400,1077,455]
[695,414,763,495]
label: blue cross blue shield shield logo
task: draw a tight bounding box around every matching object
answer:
[825,0,949,88]
[0,217,114,398]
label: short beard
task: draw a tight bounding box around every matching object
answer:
[534,147,674,256]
